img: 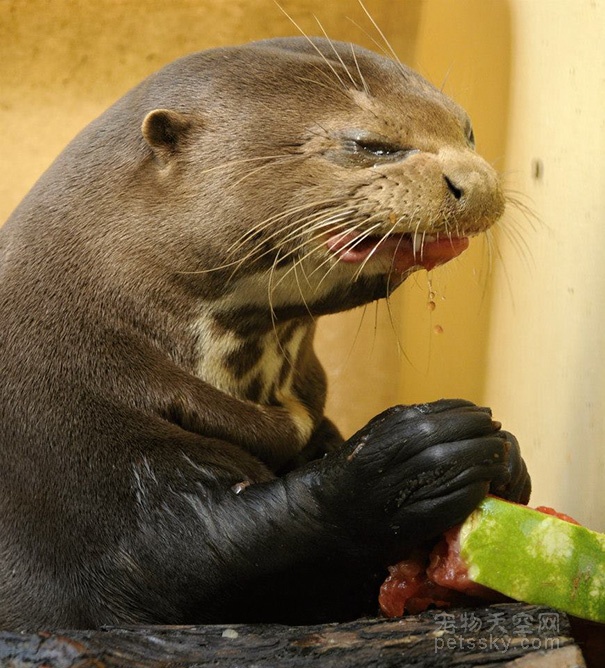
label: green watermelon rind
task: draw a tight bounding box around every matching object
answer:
[459,497,605,623]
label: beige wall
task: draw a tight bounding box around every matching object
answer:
[2,1,604,529]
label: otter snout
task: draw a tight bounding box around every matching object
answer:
[438,147,506,233]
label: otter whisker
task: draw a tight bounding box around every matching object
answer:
[386,220,405,277]
[266,238,321,364]
[475,228,504,310]
[484,227,495,271]
[346,5,407,83]
[371,300,380,354]
[309,217,380,281]
[223,154,302,192]
[439,64,455,94]
[504,191,542,232]
[295,75,344,94]
[267,254,315,374]
[490,231,517,307]
[384,292,411,364]
[177,257,251,275]
[292,260,316,321]
[352,227,397,281]
[301,63,356,103]
[217,197,346,270]
[179,199,343,275]
[266,213,366,294]
[267,248,292,362]
[195,153,297,178]
[275,206,357,250]
[178,188,344,278]
[358,1,417,87]
[350,42,370,97]
[346,17,396,72]
[356,0,401,66]
[380,233,413,364]
[274,3,349,91]
[267,249,280,320]
[229,194,345,251]
[248,205,357,287]
[266,213,367,294]
[351,215,401,282]
[225,207,344,283]
[314,219,385,291]
[337,301,374,373]
[497,221,535,271]
[454,220,463,241]
[259,206,359,278]
[313,15,362,91]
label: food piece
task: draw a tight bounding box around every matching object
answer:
[459,497,605,623]
[425,526,503,599]
[533,505,581,525]
[378,548,469,618]
[379,532,503,618]
[380,497,605,623]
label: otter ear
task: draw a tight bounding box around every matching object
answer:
[142,109,192,160]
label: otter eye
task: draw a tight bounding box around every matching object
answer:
[354,138,401,157]
[345,132,418,163]
[328,131,417,168]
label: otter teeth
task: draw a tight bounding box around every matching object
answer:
[411,234,437,255]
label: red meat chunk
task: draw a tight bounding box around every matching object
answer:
[379,502,580,618]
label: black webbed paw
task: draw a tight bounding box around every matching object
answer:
[489,430,531,504]
[307,399,529,562]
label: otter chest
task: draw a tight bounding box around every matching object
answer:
[192,310,312,418]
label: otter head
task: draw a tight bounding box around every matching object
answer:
[139,37,504,320]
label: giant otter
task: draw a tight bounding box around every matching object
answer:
[0,37,530,629]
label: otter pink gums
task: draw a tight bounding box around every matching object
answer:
[0,38,529,629]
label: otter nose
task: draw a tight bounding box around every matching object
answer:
[444,175,463,200]
[437,147,505,227]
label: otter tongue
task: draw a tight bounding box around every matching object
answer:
[326,232,470,274]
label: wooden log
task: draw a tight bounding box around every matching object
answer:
[0,603,586,667]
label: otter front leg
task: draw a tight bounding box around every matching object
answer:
[158,372,318,471]
[119,399,529,624]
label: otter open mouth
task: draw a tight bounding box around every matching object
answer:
[325,231,470,274]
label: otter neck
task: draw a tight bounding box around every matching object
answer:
[192,307,313,407]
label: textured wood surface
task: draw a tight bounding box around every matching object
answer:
[0,603,588,667]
